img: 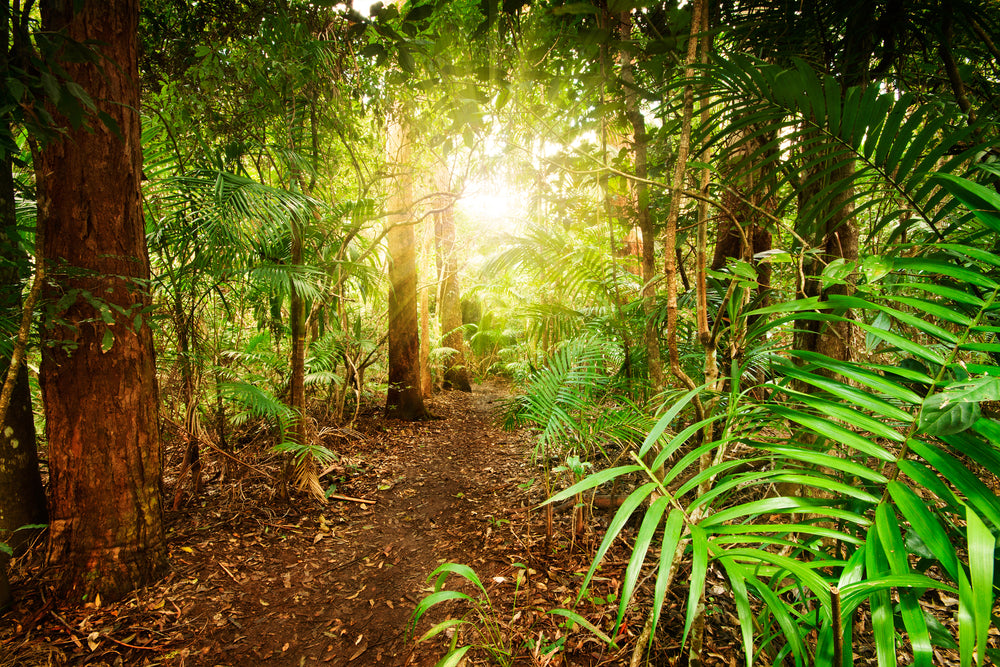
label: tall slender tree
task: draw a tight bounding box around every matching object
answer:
[38,0,167,600]
[0,0,48,574]
[617,9,663,391]
[435,203,472,393]
[385,105,430,420]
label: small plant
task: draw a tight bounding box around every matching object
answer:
[0,523,47,558]
[410,562,517,667]
[412,562,610,666]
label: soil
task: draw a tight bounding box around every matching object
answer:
[0,382,686,667]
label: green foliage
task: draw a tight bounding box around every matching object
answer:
[556,173,1000,665]
[499,335,651,463]
[410,562,522,667]
[0,524,47,558]
[691,54,985,245]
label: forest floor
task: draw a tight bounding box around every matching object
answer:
[1,381,738,667]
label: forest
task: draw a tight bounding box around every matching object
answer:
[2,0,1000,665]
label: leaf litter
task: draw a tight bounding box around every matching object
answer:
[0,382,725,666]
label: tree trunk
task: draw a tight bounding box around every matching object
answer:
[618,11,663,392]
[0,142,46,555]
[286,214,307,489]
[664,0,706,398]
[385,106,429,420]
[712,126,776,299]
[793,146,859,363]
[38,0,167,601]
[434,194,472,393]
[419,217,433,397]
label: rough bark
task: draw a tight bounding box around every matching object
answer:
[385,108,430,420]
[712,126,775,299]
[434,202,471,393]
[37,0,167,600]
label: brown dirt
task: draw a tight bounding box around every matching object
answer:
[1,382,672,666]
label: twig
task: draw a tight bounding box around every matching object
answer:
[163,417,274,481]
[218,562,240,583]
[831,585,843,667]
[0,196,44,426]
[327,493,374,504]
[50,611,162,651]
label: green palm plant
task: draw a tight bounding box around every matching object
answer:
[483,223,642,353]
[689,54,986,245]
[542,45,1000,664]
[547,176,1000,666]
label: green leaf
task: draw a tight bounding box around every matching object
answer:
[966,506,995,666]
[547,609,617,647]
[397,47,415,73]
[615,496,669,636]
[918,392,982,436]
[65,81,95,110]
[744,571,808,666]
[907,439,1000,529]
[681,524,709,648]
[576,483,657,601]
[790,351,924,404]
[404,4,434,22]
[777,364,913,421]
[101,327,114,353]
[718,558,755,667]
[541,465,642,507]
[433,645,473,667]
[41,72,60,104]
[762,444,888,483]
[639,382,710,459]
[875,504,933,666]
[410,590,475,634]
[866,311,893,353]
[958,568,975,667]
[415,618,469,643]
[428,562,487,597]
[887,481,959,582]
[768,405,894,461]
[930,174,1000,233]
[361,43,386,60]
[651,510,685,642]
[864,527,899,667]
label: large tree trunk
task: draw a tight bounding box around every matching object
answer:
[385,107,429,420]
[434,194,471,393]
[37,0,167,601]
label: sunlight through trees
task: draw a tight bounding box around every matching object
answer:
[1,0,999,664]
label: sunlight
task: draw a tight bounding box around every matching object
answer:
[456,182,524,235]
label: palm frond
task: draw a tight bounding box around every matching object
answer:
[691,54,985,244]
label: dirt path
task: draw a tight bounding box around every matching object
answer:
[2,382,566,666]
[164,382,536,666]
